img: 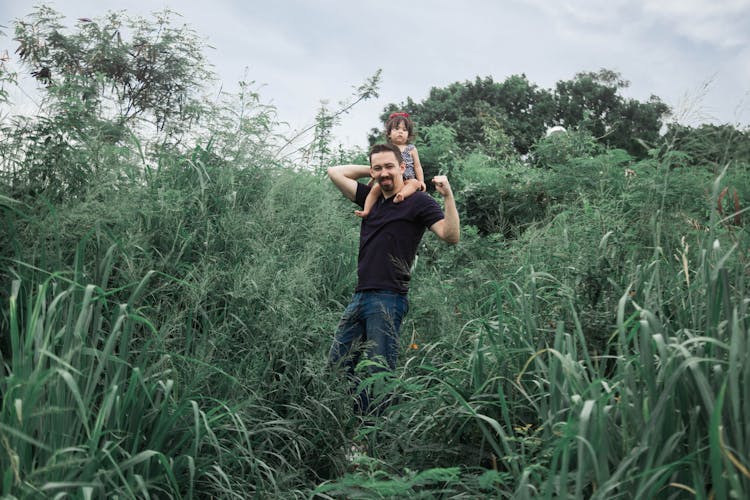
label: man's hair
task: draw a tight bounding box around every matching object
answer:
[385,113,415,142]
[369,143,403,166]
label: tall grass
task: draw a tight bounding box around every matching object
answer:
[1,131,364,496]
[3,134,748,497]
[532,219,749,498]
[2,18,749,493]
[313,159,749,498]
[0,238,357,497]
[2,260,211,496]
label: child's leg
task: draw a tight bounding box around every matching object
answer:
[355,183,381,218]
[393,179,422,203]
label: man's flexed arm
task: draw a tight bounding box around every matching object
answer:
[327,164,372,201]
[429,175,460,244]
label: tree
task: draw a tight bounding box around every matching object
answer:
[554,69,669,157]
[13,5,213,135]
[374,69,669,159]
[0,28,16,106]
[4,5,215,201]
[494,74,556,154]
[373,75,555,155]
[662,123,750,170]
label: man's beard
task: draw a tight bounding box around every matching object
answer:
[379,176,395,193]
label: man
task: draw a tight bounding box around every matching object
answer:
[327,143,459,414]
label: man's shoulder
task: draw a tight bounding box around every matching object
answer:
[404,191,444,226]
[411,191,438,206]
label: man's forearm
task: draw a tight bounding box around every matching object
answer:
[328,164,371,180]
[327,164,371,201]
[441,193,460,244]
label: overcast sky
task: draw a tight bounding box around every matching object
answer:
[2,0,749,149]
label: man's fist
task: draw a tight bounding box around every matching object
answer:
[432,175,453,197]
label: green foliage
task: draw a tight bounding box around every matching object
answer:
[0,147,361,497]
[0,28,16,105]
[530,127,603,168]
[376,74,554,155]
[2,4,750,499]
[663,122,750,170]
[199,78,281,168]
[14,5,212,132]
[456,153,546,236]
[0,269,240,497]
[314,464,510,499]
[554,69,670,156]
[2,6,215,205]
[414,122,459,183]
[376,69,669,159]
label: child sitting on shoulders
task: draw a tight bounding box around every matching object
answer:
[355,112,426,218]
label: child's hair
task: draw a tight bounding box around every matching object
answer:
[385,112,415,141]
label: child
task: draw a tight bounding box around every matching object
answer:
[355,112,426,218]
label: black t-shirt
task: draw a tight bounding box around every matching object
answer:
[354,182,445,294]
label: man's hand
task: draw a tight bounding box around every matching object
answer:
[432,175,453,198]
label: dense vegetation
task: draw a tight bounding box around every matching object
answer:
[1,6,749,498]
[370,69,669,159]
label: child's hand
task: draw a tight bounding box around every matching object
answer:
[418,181,427,192]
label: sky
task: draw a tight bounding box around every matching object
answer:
[2,0,749,149]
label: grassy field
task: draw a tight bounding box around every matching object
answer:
[1,8,749,498]
[2,129,748,498]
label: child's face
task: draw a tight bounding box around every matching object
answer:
[388,122,408,145]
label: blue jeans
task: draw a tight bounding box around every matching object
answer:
[328,290,409,414]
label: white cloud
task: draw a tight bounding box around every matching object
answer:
[523,0,750,50]
[642,0,750,49]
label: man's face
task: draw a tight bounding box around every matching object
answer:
[370,151,405,195]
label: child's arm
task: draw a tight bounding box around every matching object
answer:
[393,179,422,204]
[411,147,427,192]
[355,182,381,218]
